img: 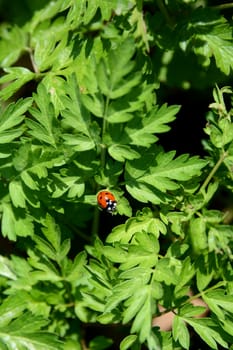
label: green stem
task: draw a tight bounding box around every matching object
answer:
[100,95,110,168]
[26,47,39,74]
[184,281,226,307]
[199,151,227,193]
[158,281,226,317]
[91,95,110,237]
[211,3,233,10]
[91,206,100,238]
[156,0,175,28]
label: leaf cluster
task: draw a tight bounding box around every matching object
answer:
[0,11,208,239]
[0,0,233,349]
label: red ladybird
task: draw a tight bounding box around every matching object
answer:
[97,190,117,214]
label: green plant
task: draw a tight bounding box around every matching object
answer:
[0,0,233,349]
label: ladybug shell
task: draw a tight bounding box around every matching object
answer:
[97,191,117,213]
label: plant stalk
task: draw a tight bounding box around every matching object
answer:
[156,0,175,28]
[199,151,227,193]
[211,3,233,10]
[91,95,110,237]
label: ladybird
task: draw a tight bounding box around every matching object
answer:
[97,190,117,214]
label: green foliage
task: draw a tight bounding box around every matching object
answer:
[0,294,62,349]
[0,0,233,349]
